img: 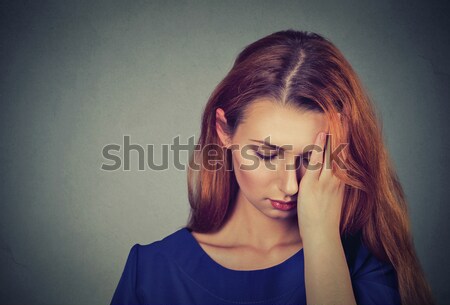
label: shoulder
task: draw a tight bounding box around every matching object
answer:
[125,227,189,269]
[342,231,401,305]
[342,231,396,281]
[111,228,190,305]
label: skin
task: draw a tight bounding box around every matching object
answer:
[193,99,356,304]
[298,118,355,305]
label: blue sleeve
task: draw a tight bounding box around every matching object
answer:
[351,242,401,305]
[110,244,141,305]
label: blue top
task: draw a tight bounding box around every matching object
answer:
[110,227,401,305]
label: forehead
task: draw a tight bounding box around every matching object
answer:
[236,99,328,153]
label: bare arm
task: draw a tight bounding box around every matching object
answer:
[302,228,357,305]
[297,131,356,305]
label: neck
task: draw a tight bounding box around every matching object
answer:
[215,190,302,251]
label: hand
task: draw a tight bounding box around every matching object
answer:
[297,131,346,239]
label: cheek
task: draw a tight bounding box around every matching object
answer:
[238,165,274,190]
[232,152,277,191]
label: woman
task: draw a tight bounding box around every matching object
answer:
[110,29,434,305]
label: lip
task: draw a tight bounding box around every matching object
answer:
[269,199,297,204]
[269,199,297,211]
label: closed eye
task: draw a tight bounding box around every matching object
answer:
[255,152,311,163]
[255,152,277,160]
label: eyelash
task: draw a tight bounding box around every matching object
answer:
[255,152,310,163]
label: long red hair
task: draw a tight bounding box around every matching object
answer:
[186,29,434,305]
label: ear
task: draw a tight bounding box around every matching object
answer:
[216,108,232,148]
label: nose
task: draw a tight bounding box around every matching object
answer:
[277,156,301,197]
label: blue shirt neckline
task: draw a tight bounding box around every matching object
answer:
[167,227,305,303]
[182,227,304,273]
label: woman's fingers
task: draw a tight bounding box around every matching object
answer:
[319,132,347,189]
[320,133,333,182]
[304,131,326,182]
[304,130,346,186]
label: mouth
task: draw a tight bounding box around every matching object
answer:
[269,199,297,211]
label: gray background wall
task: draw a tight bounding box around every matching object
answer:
[1,0,448,304]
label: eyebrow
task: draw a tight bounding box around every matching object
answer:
[249,139,312,155]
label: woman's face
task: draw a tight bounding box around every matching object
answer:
[217,99,329,219]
